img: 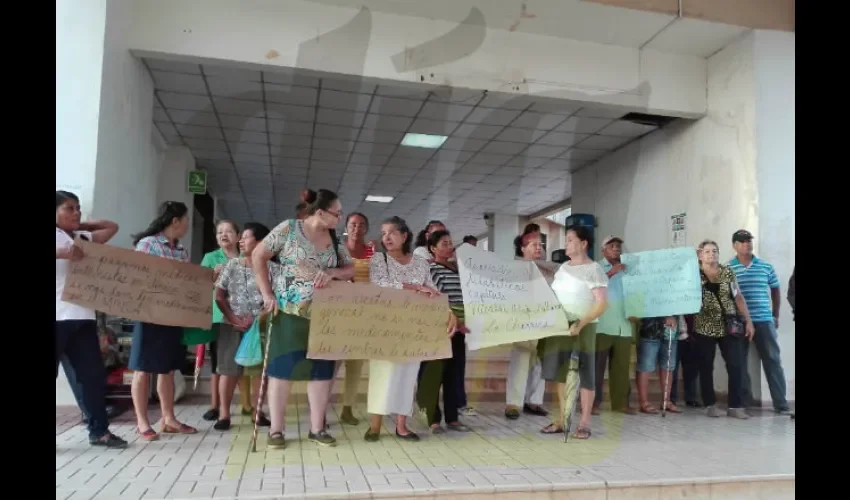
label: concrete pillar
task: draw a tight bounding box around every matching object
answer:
[486,213,526,261]
[55,0,108,219]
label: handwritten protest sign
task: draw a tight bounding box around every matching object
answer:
[621,247,702,318]
[61,240,214,329]
[456,245,570,351]
[307,281,452,362]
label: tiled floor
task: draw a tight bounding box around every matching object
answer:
[56,401,794,499]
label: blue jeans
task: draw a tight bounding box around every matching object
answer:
[61,355,89,419]
[742,321,789,411]
[55,320,110,439]
[636,338,678,373]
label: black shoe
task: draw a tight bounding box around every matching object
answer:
[90,432,128,449]
[202,408,219,421]
[308,429,337,447]
[523,404,549,417]
[395,429,420,441]
[685,401,702,408]
[254,413,271,427]
[213,418,231,431]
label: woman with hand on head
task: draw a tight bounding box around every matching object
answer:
[364,216,444,443]
[131,201,198,441]
[198,220,253,423]
[252,189,355,449]
[212,222,277,431]
[55,191,127,449]
[540,225,609,439]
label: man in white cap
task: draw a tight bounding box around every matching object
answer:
[594,236,637,414]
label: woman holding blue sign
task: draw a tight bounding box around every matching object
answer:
[213,222,277,431]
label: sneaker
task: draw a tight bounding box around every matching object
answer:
[459,406,478,417]
[776,408,794,416]
[308,429,337,447]
[202,408,219,421]
[727,408,750,420]
[90,432,128,449]
[706,405,722,418]
[267,432,286,449]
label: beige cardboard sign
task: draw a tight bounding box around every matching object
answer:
[307,281,452,361]
[61,240,214,329]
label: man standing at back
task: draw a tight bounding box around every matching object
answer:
[728,230,793,415]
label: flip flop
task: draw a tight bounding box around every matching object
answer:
[640,405,659,415]
[572,427,592,440]
[540,423,564,434]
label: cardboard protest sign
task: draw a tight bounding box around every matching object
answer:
[621,247,702,318]
[62,240,214,329]
[307,281,452,361]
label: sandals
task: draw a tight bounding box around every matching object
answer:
[640,404,659,415]
[664,403,683,414]
[138,428,160,442]
[540,423,564,434]
[161,422,198,434]
[523,404,549,417]
[572,427,592,440]
[268,432,286,449]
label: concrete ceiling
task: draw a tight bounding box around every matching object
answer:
[300,0,750,56]
[146,57,662,239]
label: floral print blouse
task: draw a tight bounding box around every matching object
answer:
[215,258,281,318]
[262,219,352,318]
[694,264,740,338]
[369,252,435,290]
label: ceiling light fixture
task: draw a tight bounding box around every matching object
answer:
[401,133,448,149]
[365,195,394,203]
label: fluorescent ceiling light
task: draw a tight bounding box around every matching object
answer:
[365,195,394,203]
[401,133,447,149]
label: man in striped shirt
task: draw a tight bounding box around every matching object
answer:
[728,230,792,415]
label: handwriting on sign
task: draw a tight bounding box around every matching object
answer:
[62,240,214,329]
[621,247,702,318]
[456,245,570,351]
[307,282,451,362]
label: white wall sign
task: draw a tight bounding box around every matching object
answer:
[670,212,687,248]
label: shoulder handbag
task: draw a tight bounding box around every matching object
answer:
[703,270,745,337]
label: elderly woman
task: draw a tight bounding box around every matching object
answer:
[693,239,754,419]
[540,225,608,439]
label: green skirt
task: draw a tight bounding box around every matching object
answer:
[264,313,335,381]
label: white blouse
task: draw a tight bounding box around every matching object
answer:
[369,252,435,290]
[550,261,609,323]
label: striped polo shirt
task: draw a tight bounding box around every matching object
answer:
[728,255,780,323]
[429,262,465,321]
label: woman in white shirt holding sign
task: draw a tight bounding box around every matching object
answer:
[55,190,127,449]
[540,225,609,439]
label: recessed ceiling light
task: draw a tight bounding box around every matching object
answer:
[365,195,394,203]
[401,133,448,149]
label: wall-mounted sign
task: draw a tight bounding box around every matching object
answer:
[187,170,207,195]
[670,212,687,248]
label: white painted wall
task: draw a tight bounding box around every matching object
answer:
[91,0,163,250]
[158,146,197,257]
[126,0,706,117]
[56,0,107,218]
[571,31,795,402]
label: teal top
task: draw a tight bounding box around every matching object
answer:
[201,248,234,324]
[596,258,633,338]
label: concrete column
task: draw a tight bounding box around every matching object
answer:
[486,213,526,261]
[55,0,108,219]
[749,30,795,404]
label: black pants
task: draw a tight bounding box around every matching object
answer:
[417,334,463,425]
[451,334,467,409]
[692,333,746,408]
[670,340,700,404]
[56,320,109,439]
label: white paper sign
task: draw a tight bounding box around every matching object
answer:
[456,245,570,350]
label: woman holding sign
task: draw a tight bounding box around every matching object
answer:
[365,216,443,442]
[253,189,354,449]
[540,226,609,439]
[130,201,197,441]
[504,228,549,420]
[55,190,127,449]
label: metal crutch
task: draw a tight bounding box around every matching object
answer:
[251,312,276,453]
[661,324,675,418]
[562,350,581,442]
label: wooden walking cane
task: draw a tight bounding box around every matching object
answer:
[251,311,277,453]
[661,325,675,418]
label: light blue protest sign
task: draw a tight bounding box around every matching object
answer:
[621,248,702,318]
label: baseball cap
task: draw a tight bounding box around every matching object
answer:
[732,229,754,243]
[601,235,623,248]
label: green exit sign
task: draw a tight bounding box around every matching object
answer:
[187,170,207,194]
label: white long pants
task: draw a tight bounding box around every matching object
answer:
[506,341,545,407]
